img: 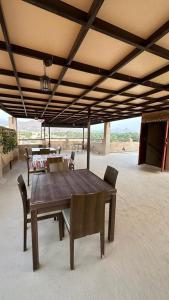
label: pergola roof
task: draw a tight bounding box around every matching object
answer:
[0,0,169,127]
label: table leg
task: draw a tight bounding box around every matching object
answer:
[31,210,39,271]
[108,193,116,242]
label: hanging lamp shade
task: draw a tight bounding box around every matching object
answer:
[40,58,52,92]
[40,75,51,92]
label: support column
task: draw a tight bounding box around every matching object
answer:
[41,123,42,139]
[103,122,110,155]
[82,127,85,150]
[48,126,51,148]
[8,116,17,130]
[87,108,91,169]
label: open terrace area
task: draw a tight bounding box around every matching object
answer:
[0,0,169,299]
[1,152,169,299]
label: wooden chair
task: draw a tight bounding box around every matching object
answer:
[25,147,32,158]
[40,148,50,155]
[47,157,68,172]
[69,151,75,170]
[104,165,118,188]
[24,152,44,186]
[61,191,107,270]
[17,175,63,251]
[58,146,61,154]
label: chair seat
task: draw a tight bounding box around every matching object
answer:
[29,167,45,173]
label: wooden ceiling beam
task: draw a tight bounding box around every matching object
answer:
[1,67,168,93]
[0,3,27,116]
[51,20,169,123]
[23,1,169,59]
[41,0,104,117]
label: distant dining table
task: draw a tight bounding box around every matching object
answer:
[30,169,117,270]
[32,153,70,170]
[31,147,58,155]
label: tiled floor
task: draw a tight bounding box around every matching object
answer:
[0,151,169,300]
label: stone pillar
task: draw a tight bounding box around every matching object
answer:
[103,122,110,155]
[8,116,17,130]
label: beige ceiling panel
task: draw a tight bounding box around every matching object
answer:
[110,95,129,101]
[63,0,93,12]
[3,102,23,107]
[63,69,100,85]
[75,30,133,69]
[24,100,46,105]
[48,103,66,108]
[52,96,73,102]
[0,88,20,96]
[129,99,147,104]
[57,86,84,95]
[126,85,154,95]
[0,75,16,86]
[152,72,169,84]
[20,79,42,89]
[87,90,108,98]
[77,99,95,105]
[156,33,169,49]
[23,92,48,99]
[14,54,62,77]
[98,78,129,90]
[116,104,129,109]
[120,52,168,78]
[0,51,12,69]
[95,102,112,107]
[97,0,169,39]
[148,102,162,106]
[150,91,169,98]
[2,0,80,58]
[71,105,84,109]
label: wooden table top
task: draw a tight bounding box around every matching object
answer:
[31,147,56,152]
[30,169,115,211]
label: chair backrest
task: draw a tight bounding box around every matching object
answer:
[104,166,118,188]
[17,175,29,214]
[25,147,29,157]
[71,151,75,161]
[40,148,50,155]
[47,157,68,172]
[58,146,61,154]
[70,191,106,239]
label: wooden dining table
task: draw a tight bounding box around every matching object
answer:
[30,169,117,270]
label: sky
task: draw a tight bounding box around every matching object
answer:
[0,109,141,132]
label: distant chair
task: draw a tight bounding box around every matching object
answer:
[69,151,75,170]
[47,157,68,173]
[61,191,107,270]
[58,146,61,154]
[104,166,118,188]
[17,175,63,251]
[24,149,44,186]
[40,148,50,155]
[25,147,32,158]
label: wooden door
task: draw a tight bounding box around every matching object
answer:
[161,121,169,172]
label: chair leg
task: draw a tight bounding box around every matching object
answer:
[27,171,30,186]
[23,217,27,251]
[100,232,104,258]
[58,213,64,241]
[70,237,74,270]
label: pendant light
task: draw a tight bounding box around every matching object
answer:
[40,58,52,92]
